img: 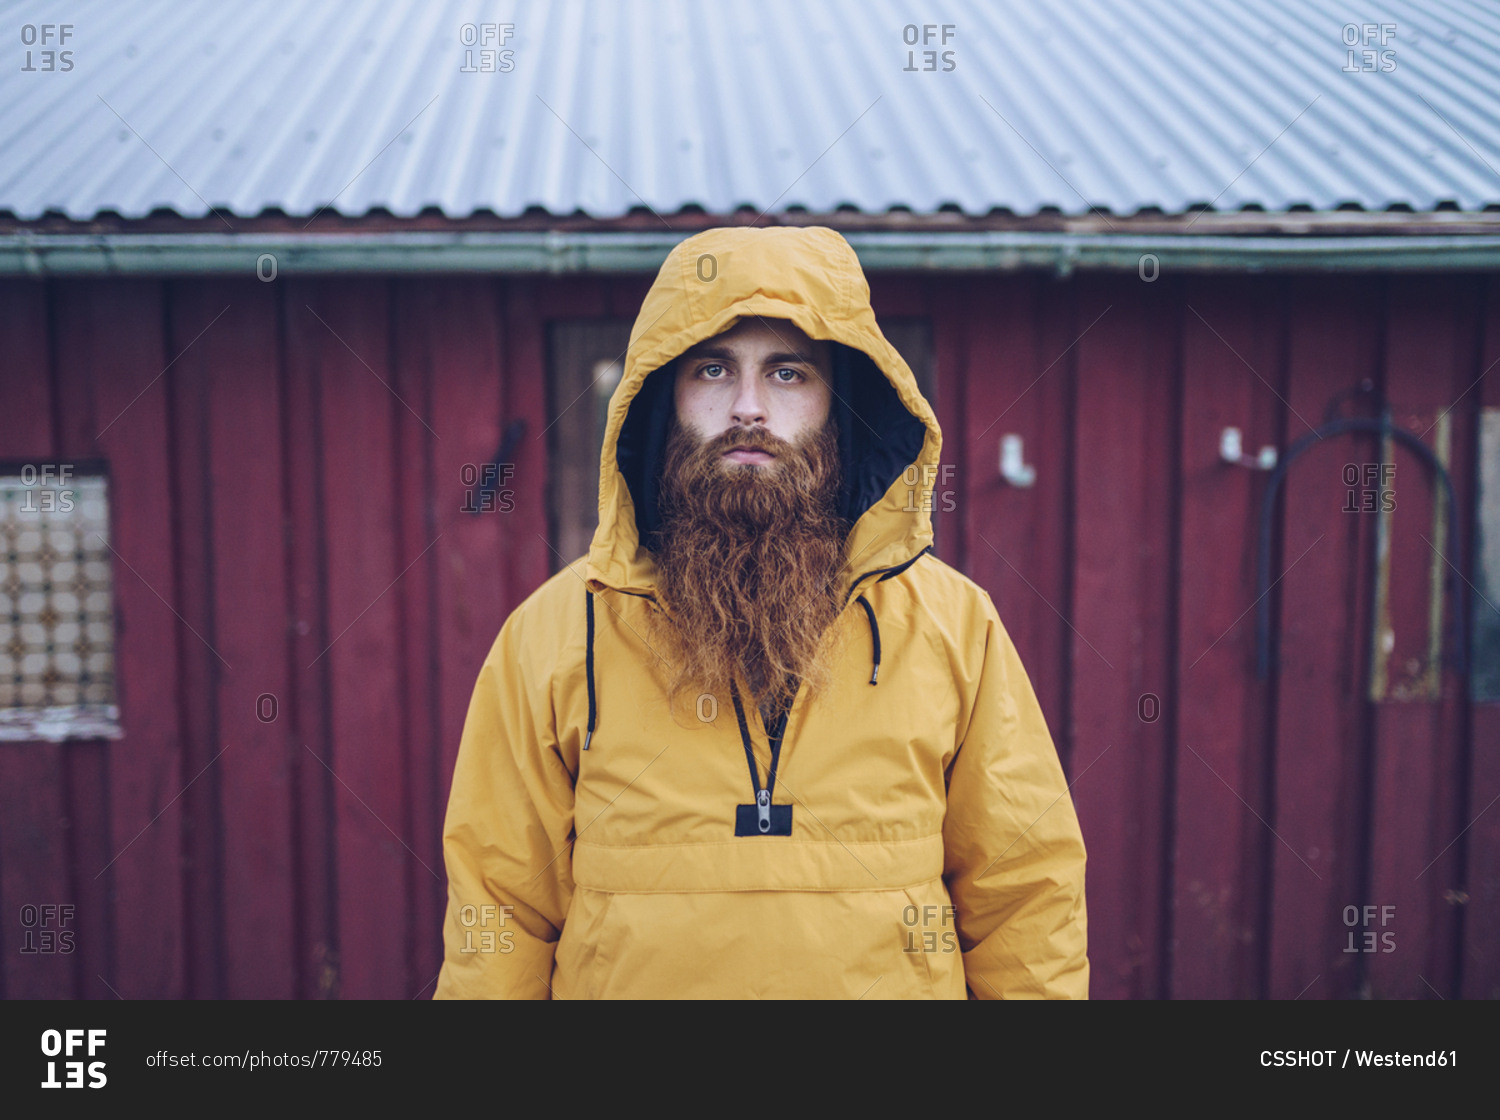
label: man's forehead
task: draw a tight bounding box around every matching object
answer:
[678,317,828,361]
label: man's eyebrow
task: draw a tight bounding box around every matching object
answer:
[681,345,820,365]
[680,345,736,362]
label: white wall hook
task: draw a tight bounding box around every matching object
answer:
[1000,434,1036,487]
[1220,426,1278,471]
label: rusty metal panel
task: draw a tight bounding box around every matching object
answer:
[4,0,1500,223]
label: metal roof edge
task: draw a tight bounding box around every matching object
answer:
[3,230,1500,276]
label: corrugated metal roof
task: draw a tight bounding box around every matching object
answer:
[3,0,1499,221]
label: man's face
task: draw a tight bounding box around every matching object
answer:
[671,317,833,469]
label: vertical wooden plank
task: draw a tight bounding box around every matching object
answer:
[391,277,437,1000]
[1367,276,1474,999]
[498,282,551,613]
[158,278,223,998]
[282,277,338,998]
[427,276,550,991]
[1463,277,1500,999]
[385,279,427,1002]
[1171,275,1283,999]
[395,276,507,998]
[176,278,298,997]
[61,751,111,1000]
[1033,277,1088,753]
[66,278,187,997]
[1267,276,1382,1000]
[1066,272,1175,1000]
[49,282,111,1001]
[0,278,76,999]
[55,279,191,1000]
[958,275,1071,758]
[311,279,409,999]
[927,277,968,567]
[425,280,550,936]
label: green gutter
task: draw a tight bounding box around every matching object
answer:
[3,230,1500,275]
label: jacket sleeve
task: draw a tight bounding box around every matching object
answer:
[942,593,1089,999]
[433,603,577,999]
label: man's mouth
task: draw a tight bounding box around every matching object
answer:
[723,446,776,464]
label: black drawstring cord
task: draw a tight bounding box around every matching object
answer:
[855,594,881,685]
[583,588,596,750]
[728,683,768,792]
[585,556,908,753]
[842,544,933,607]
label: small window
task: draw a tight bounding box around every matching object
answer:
[546,319,634,568]
[0,464,121,742]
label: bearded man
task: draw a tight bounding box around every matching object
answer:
[435,225,1089,999]
[650,320,847,733]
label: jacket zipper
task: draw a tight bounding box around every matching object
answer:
[729,682,795,833]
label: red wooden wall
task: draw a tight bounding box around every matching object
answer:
[0,268,1493,999]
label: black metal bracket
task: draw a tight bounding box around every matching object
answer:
[1254,409,1466,690]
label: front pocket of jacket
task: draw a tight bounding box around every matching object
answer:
[564,887,954,998]
[900,880,964,998]
[554,887,616,999]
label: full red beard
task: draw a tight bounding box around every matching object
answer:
[649,413,850,719]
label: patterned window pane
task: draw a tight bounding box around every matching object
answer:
[0,470,121,741]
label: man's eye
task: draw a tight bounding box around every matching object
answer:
[772,368,804,383]
[698,364,727,379]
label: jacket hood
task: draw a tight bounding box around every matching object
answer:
[585,225,942,601]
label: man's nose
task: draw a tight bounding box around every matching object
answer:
[730,374,767,427]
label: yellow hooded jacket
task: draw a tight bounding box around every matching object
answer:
[434,226,1088,999]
